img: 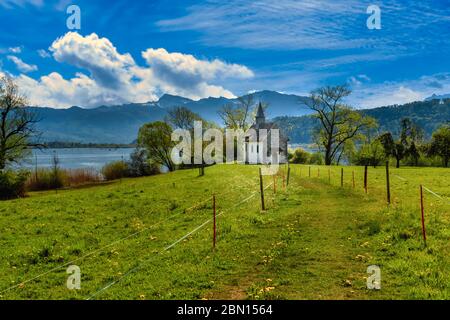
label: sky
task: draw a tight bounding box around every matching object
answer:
[0,0,449,109]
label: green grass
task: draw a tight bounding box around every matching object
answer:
[0,164,449,300]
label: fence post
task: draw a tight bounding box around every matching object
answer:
[340,168,344,187]
[328,168,331,184]
[213,194,216,249]
[273,175,277,194]
[352,170,355,189]
[317,168,320,178]
[309,166,311,178]
[386,161,391,205]
[287,167,291,186]
[259,168,265,211]
[364,165,368,193]
[420,185,427,246]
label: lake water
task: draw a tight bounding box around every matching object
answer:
[22,148,134,170]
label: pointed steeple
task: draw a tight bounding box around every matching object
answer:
[255,102,265,126]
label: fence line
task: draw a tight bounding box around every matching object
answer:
[86,184,271,300]
[2,168,270,296]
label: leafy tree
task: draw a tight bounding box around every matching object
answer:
[400,118,424,166]
[378,118,424,167]
[0,76,41,170]
[353,140,386,167]
[306,85,376,165]
[378,132,406,168]
[427,124,450,167]
[138,121,175,171]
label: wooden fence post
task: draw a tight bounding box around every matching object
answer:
[309,166,311,178]
[273,175,276,194]
[340,168,344,187]
[364,165,368,193]
[328,168,331,184]
[386,161,391,205]
[420,185,427,246]
[287,167,291,186]
[352,171,355,189]
[213,194,216,249]
[259,168,265,211]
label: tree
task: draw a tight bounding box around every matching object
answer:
[137,121,175,172]
[378,132,406,168]
[218,94,255,130]
[377,118,424,168]
[306,85,376,165]
[400,118,424,166]
[427,124,450,167]
[0,76,41,170]
[353,140,386,167]
[165,106,202,131]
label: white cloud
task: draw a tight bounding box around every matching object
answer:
[37,49,51,58]
[7,55,37,73]
[8,46,21,53]
[349,73,450,108]
[50,32,135,90]
[8,32,253,108]
[0,0,43,8]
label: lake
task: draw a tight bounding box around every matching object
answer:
[22,148,135,170]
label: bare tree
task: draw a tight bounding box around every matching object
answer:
[218,94,255,130]
[165,106,202,131]
[0,76,41,170]
[306,85,376,165]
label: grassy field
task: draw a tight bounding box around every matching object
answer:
[0,164,449,300]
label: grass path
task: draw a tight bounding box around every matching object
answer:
[209,175,382,299]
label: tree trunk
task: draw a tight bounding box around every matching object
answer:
[325,148,332,166]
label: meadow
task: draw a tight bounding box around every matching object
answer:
[0,164,449,300]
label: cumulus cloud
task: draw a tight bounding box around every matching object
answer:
[15,72,132,108]
[7,55,37,73]
[8,32,253,108]
[50,32,135,90]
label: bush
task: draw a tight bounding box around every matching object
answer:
[0,170,29,199]
[309,152,324,165]
[290,148,311,164]
[102,161,128,181]
[127,148,160,177]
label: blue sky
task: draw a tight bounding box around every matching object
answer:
[0,0,449,109]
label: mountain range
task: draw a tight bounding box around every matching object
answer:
[31,90,312,144]
[29,90,449,144]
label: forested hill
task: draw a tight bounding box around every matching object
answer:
[273,99,450,144]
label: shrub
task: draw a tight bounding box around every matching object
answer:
[127,148,160,177]
[0,170,29,199]
[309,152,324,165]
[102,161,128,181]
[290,148,311,164]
